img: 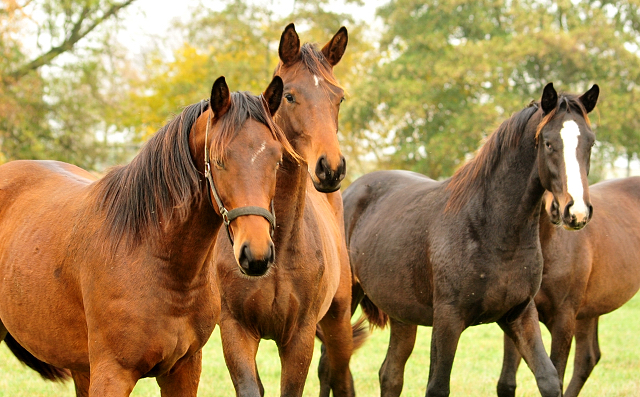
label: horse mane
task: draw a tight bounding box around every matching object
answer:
[94,92,296,251]
[445,93,591,213]
[274,43,343,90]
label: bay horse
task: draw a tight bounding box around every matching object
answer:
[0,75,294,396]
[497,177,640,397]
[213,24,365,397]
[343,83,599,397]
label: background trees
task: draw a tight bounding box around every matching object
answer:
[2,0,640,182]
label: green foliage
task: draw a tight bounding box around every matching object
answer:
[343,0,640,180]
[120,0,372,141]
[0,0,136,169]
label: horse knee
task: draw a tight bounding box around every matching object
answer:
[379,359,404,397]
[535,373,562,397]
[496,381,516,397]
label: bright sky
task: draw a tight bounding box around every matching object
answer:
[118,0,386,61]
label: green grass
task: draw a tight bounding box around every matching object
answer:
[1,294,638,396]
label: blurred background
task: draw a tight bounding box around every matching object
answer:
[2,0,640,183]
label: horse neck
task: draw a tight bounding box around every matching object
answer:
[466,128,545,242]
[273,155,308,238]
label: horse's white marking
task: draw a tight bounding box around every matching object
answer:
[314,74,323,87]
[251,142,266,164]
[560,120,588,219]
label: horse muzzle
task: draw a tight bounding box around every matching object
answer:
[237,241,275,277]
[562,199,593,230]
[313,155,346,193]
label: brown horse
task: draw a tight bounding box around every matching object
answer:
[213,24,364,397]
[0,76,294,396]
[497,177,640,397]
[342,83,599,397]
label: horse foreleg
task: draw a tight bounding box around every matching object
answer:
[425,306,464,397]
[498,301,561,397]
[547,310,577,391]
[317,283,356,396]
[88,360,138,397]
[496,333,522,397]
[220,318,262,397]
[564,316,600,397]
[156,350,202,397]
[278,324,316,397]
[379,318,417,397]
[72,371,90,397]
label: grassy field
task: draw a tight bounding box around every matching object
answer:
[0,293,638,396]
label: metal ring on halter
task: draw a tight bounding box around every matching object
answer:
[202,101,277,245]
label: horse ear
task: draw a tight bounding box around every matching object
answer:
[321,26,348,66]
[579,84,599,114]
[541,82,558,115]
[210,76,231,119]
[279,23,300,65]
[263,76,284,116]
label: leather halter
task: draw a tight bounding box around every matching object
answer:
[203,103,276,245]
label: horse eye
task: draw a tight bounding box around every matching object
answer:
[215,160,225,169]
[284,94,294,103]
[545,141,553,151]
[340,97,345,104]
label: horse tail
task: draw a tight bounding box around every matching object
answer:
[315,314,370,351]
[351,314,369,350]
[4,333,71,382]
[361,295,389,329]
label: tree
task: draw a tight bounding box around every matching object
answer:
[0,0,137,167]
[118,0,372,143]
[343,0,640,180]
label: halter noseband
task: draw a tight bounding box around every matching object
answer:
[203,103,276,245]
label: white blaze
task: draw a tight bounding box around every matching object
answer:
[251,142,266,164]
[313,74,323,87]
[560,120,588,219]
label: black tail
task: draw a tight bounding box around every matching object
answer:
[361,295,389,329]
[4,333,71,382]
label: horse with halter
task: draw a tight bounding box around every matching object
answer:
[213,24,365,397]
[0,76,293,396]
[498,176,640,397]
[342,83,599,397]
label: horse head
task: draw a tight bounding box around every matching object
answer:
[274,23,348,193]
[200,76,289,276]
[536,83,599,230]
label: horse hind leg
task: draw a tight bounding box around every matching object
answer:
[564,317,601,397]
[496,333,522,397]
[379,318,417,397]
[498,301,561,397]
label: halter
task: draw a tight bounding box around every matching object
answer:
[203,103,276,245]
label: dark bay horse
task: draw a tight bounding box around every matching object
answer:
[498,177,640,397]
[213,24,364,397]
[0,76,294,396]
[343,83,599,397]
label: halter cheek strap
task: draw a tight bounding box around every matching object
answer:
[203,106,276,245]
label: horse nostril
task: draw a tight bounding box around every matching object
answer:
[268,242,275,264]
[587,204,594,220]
[337,156,347,182]
[238,243,251,273]
[315,155,329,181]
